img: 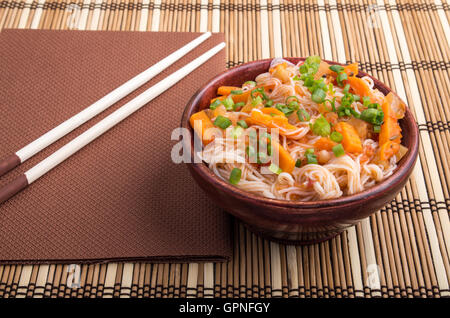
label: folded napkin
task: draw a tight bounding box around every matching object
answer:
[0,29,231,263]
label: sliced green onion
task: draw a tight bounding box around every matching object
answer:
[231,126,244,138]
[311,89,327,104]
[214,115,232,129]
[244,81,256,87]
[297,109,311,122]
[330,131,343,143]
[360,108,383,125]
[237,120,248,128]
[265,99,274,107]
[275,104,295,117]
[353,95,360,102]
[251,88,268,100]
[337,72,348,87]
[329,64,345,73]
[231,89,243,95]
[222,96,234,110]
[305,148,315,155]
[288,101,299,110]
[210,98,222,110]
[269,163,282,174]
[293,75,301,81]
[233,102,245,111]
[229,168,242,185]
[251,95,263,107]
[306,153,318,164]
[332,144,345,157]
[285,96,299,104]
[312,115,331,137]
[295,159,302,168]
[305,55,321,65]
[362,96,371,107]
[299,64,308,74]
[373,125,381,133]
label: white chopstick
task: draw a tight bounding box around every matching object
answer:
[0,32,212,178]
[0,42,226,204]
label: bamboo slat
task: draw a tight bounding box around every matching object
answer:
[0,0,448,298]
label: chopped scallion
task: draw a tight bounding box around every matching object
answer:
[222,96,234,110]
[237,120,248,128]
[332,144,345,157]
[210,98,222,110]
[229,168,242,184]
[297,109,311,122]
[312,115,331,137]
[330,131,343,143]
[214,115,232,129]
[306,153,318,164]
[329,64,345,73]
[269,163,282,174]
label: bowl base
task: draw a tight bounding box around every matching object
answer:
[241,222,343,245]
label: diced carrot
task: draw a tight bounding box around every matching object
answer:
[314,137,337,151]
[271,140,296,173]
[231,90,251,104]
[260,107,286,117]
[347,76,371,97]
[189,110,217,145]
[245,109,296,131]
[379,141,400,161]
[334,122,363,153]
[217,86,241,96]
[343,63,358,76]
[379,117,401,146]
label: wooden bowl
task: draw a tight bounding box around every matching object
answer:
[181,58,419,244]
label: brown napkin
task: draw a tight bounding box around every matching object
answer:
[0,29,231,263]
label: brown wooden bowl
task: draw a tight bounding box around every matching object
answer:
[181,58,419,244]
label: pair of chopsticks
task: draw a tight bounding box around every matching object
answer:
[0,32,225,205]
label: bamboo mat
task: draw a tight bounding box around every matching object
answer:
[0,0,449,298]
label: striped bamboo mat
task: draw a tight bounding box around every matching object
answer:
[0,0,449,298]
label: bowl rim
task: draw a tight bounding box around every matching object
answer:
[181,58,420,212]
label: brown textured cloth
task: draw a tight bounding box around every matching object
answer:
[0,30,231,263]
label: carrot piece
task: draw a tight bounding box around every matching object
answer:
[271,140,296,173]
[231,90,251,104]
[217,86,241,96]
[314,137,337,151]
[334,122,363,153]
[347,76,371,98]
[260,107,286,117]
[379,141,400,161]
[245,109,296,131]
[379,94,402,146]
[343,63,358,76]
[189,110,217,145]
